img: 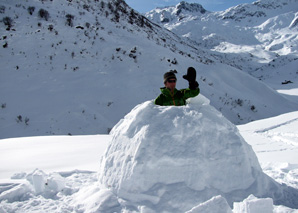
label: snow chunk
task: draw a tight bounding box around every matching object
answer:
[0,169,67,203]
[73,186,121,213]
[98,96,298,212]
[0,183,32,203]
[186,195,232,213]
[26,169,47,194]
[26,169,66,198]
[233,194,273,213]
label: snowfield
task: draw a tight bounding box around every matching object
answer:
[238,111,298,164]
[0,135,110,181]
[0,95,298,212]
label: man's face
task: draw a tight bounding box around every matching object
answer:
[165,78,176,91]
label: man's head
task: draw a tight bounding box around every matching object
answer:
[164,70,177,83]
[164,70,177,91]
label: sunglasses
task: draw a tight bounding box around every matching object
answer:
[167,79,176,83]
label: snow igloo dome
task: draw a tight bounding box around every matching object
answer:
[98,95,298,212]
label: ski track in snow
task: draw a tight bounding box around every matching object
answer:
[255,118,298,134]
[237,110,298,196]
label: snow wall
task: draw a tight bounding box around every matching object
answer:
[98,95,298,212]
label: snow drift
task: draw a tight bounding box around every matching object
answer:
[98,95,298,212]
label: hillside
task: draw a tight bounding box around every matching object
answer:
[0,0,297,139]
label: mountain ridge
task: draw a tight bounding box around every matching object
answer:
[145,0,298,78]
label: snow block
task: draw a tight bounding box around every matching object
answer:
[98,96,298,212]
[73,187,121,212]
[0,183,32,203]
[186,195,232,213]
[26,169,66,198]
[26,169,47,194]
[233,194,273,213]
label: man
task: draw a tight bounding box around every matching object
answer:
[154,67,200,106]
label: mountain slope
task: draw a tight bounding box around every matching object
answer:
[0,0,297,139]
[145,0,298,73]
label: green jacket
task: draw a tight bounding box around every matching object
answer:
[154,87,200,106]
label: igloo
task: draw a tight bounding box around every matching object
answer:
[98,96,298,212]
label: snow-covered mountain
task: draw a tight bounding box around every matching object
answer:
[145,1,207,24]
[0,0,297,139]
[145,0,298,74]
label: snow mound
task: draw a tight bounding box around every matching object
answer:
[98,96,298,212]
[26,169,66,197]
[0,169,66,203]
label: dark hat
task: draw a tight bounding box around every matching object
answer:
[163,70,177,83]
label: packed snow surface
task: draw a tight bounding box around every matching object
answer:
[0,97,298,212]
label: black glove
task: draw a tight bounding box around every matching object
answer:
[183,67,199,89]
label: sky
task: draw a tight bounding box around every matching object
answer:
[125,0,258,13]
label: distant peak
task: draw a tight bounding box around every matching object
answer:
[176,1,207,15]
